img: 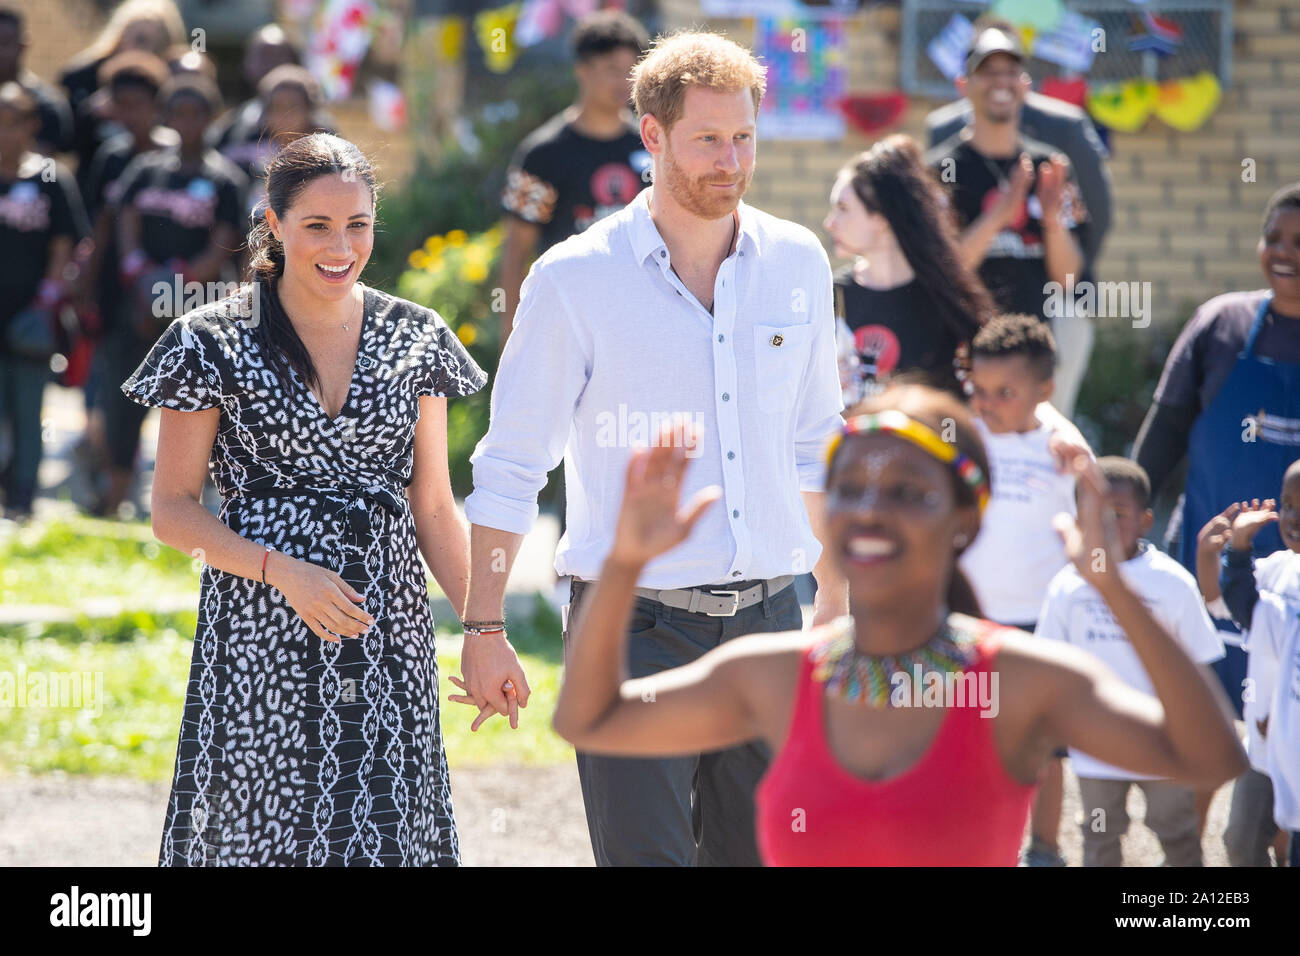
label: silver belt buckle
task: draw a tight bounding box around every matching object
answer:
[706,589,741,617]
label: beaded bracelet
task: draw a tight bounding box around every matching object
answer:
[461,619,507,637]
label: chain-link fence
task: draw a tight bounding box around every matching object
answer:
[900,0,1234,99]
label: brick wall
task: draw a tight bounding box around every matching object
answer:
[10,0,102,82]
[660,0,1300,326]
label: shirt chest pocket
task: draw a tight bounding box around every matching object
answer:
[753,323,813,415]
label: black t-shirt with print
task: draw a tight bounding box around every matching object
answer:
[926,134,1088,323]
[501,112,650,254]
[0,156,89,338]
[835,267,965,395]
[117,147,247,267]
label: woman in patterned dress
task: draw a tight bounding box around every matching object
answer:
[122,133,487,865]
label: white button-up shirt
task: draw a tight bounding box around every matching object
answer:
[465,186,844,589]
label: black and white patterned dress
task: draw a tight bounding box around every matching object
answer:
[122,284,487,866]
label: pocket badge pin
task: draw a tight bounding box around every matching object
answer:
[770,333,784,347]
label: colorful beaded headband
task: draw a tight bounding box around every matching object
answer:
[825,410,991,513]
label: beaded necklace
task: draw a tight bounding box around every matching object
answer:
[811,613,984,708]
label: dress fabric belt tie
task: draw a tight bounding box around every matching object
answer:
[224,484,406,591]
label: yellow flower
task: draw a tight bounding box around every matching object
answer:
[424,235,445,255]
[460,260,489,283]
[408,250,428,270]
[438,17,465,61]
[474,3,522,74]
[446,229,468,247]
[457,323,478,346]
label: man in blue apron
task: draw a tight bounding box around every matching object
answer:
[1136,184,1300,717]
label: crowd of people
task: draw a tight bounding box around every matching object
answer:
[1,1,1298,868]
[0,0,331,519]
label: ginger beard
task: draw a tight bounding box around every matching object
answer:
[658,135,754,221]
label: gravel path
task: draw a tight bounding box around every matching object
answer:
[0,760,1240,867]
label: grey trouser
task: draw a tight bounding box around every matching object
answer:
[564,577,802,867]
[1077,776,1203,866]
[1224,767,1278,867]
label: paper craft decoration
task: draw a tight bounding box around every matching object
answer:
[1086,72,1219,133]
[702,1,864,16]
[475,3,524,73]
[928,13,974,81]
[1127,12,1183,56]
[1039,76,1087,109]
[835,92,909,136]
[1085,77,1158,132]
[367,78,406,131]
[304,0,377,101]
[990,0,1063,32]
[752,16,847,140]
[1153,71,1221,131]
[516,0,599,48]
[438,16,466,61]
[1032,10,1100,73]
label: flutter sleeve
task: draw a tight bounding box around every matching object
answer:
[120,315,223,411]
[416,308,489,399]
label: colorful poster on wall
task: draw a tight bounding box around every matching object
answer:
[752,16,847,140]
[1033,10,1101,72]
[703,1,864,19]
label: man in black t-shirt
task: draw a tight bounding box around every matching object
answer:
[925,25,1091,414]
[499,10,650,350]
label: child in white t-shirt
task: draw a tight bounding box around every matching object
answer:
[1238,591,1300,867]
[1214,458,1300,865]
[1037,458,1225,866]
[959,313,1091,867]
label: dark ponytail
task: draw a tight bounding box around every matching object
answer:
[244,132,377,392]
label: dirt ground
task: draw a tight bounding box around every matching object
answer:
[0,759,1243,867]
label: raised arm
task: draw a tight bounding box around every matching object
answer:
[1036,154,1084,287]
[952,153,1033,272]
[1034,458,1247,788]
[553,428,781,756]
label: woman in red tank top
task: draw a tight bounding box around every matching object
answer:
[553,384,1247,866]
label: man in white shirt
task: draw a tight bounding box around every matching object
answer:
[457,31,846,866]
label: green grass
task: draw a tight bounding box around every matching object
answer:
[0,600,569,781]
[0,517,200,607]
[0,613,195,779]
[437,598,570,767]
[0,515,451,607]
